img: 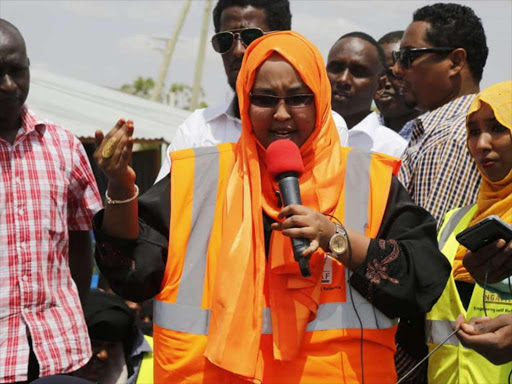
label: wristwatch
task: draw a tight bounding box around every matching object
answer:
[328,223,348,259]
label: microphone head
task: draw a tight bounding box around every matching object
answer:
[266,139,304,180]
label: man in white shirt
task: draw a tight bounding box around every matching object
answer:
[156,0,348,182]
[326,32,406,158]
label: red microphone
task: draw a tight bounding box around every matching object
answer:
[266,139,311,277]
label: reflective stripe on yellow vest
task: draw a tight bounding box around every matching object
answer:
[154,144,399,384]
[135,335,153,384]
[427,205,512,384]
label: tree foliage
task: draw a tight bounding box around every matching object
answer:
[120,76,155,98]
[168,83,208,110]
[120,77,208,110]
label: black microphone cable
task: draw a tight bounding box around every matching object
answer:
[398,262,488,383]
[346,235,365,384]
[396,325,461,384]
[399,262,512,384]
[326,214,365,384]
[483,264,512,384]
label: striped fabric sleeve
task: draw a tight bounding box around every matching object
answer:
[67,135,103,230]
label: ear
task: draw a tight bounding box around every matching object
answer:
[448,48,467,76]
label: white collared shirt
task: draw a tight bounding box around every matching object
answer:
[347,111,407,158]
[155,100,349,182]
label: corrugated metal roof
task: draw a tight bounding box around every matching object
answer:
[27,69,191,143]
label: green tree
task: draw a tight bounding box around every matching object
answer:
[120,78,208,110]
[167,83,208,110]
[120,76,155,99]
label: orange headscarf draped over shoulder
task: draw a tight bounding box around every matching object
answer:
[204,31,344,380]
[453,81,512,282]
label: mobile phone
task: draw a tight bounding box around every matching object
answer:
[456,215,512,252]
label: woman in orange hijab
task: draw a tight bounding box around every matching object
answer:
[92,31,449,383]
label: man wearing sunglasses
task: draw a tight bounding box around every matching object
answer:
[391,4,488,384]
[155,0,349,183]
[374,31,420,141]
[393,3,488,225]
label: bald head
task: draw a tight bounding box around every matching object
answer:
[0,19,30,131]
[0,19,26,50]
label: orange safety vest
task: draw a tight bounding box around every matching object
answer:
[154,144,400,384]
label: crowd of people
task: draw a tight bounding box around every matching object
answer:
[0,1,511,384]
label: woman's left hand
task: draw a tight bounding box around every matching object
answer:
[463,239,512,283]
[455,313,512,365]
[271,204,335,256]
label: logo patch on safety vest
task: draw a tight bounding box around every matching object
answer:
[322,257,333,284]
[473,293,512,315]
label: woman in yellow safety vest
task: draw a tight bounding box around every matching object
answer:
[92,31,449,384]
[427,81,512,384]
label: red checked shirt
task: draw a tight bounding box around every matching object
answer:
[0,107,102,383]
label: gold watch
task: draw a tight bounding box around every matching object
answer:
[328,223,348,259]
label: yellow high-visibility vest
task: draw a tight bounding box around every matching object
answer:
[135,335,153,384]
[427,205,512,384]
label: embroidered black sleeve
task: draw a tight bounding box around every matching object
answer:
[348,177,451,319]
[366,239,400,286]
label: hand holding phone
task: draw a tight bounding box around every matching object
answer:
[456,216,512,284]
[456,215,512,252]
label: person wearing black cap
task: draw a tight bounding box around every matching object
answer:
[74,290,153,384]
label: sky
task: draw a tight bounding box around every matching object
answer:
[1,0,511,107]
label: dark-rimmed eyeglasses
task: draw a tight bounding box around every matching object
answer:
[392,47,455,69]
[249,93,315,108]
[211,28,265,54]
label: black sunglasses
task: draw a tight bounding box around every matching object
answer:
[392,47,455,69]
[211,28,265,54]
[249,93,315,108]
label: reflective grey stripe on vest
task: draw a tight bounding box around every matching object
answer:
[343,149,396,328]
[438,204,475,250]
[176,147,220,306]
[425,319,459,346]
[345,148,371,235]
[155,300,394,335]
[155,147,396,333]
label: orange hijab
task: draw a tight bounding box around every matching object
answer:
[204,31,344,380]
[453,81,512,282]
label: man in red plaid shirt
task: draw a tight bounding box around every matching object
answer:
[0,19,102,383]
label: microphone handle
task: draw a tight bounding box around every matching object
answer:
[277,173,311,277]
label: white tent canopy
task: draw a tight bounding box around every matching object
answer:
[27,69,191,143]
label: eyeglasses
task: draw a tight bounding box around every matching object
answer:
[249,93,315,108]
[211,28,265,54]
[392,47,455,69]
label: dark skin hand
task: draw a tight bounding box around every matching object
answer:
[93,118,136,192]
[455,313,512,365]
[463,239,512,284]
[271,204,370,271]
[93,119,139,239]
